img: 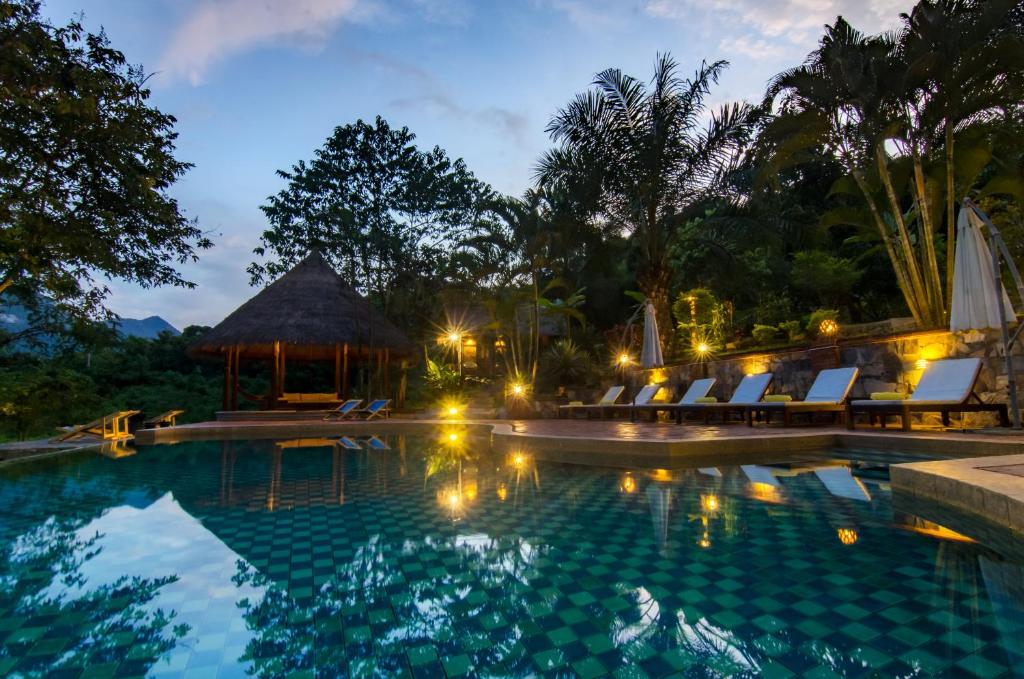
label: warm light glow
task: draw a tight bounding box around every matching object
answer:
[819,319,839,336]
[618,352,632,366]
[448,432,459,442]
[837,528,858,545]
[649,368,668,384]
[620,474,637,494]
[447,332,461,343]
[448,406,460,416]
[651,468,672,482]
[696,342,710,354]
[698,535,712,549]
[915,358,929,371]
[901,520,976,543]
[700,494,719,513]
[464,482,477,501]
[496,483,508,501]
[512,453,526,468]
[447,491,460,508]
[749,482,782,503]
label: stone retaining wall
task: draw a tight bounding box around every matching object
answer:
[628,328,1022,426]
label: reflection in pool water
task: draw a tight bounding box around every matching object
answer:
[0,436,1022,677]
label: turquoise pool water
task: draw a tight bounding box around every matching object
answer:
[1,435,1022,678]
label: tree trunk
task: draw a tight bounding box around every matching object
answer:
[911,147,944,319]
[875,145,933,324]
[851,170,924,326]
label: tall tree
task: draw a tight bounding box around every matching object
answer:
[536,54,756,333]
[251,116,489,333]
[0,1,209,321]
[764,2,1024,327]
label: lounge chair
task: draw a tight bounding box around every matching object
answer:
[351,399,391,420]
[362,436,390,450]
[55,410,141,441]
[143,409,184,429]
[335,436,363,450]
[672,373,773,424]
[558,386,625,419]
[322,399,363,421]
[630,378,716,422]
[745,367,859,426]
[846,357,1008,431]
[593,383,666,419]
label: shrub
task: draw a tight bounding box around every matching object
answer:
[778,320,804,343]
[540,339,592,388]
[751,324,778,345]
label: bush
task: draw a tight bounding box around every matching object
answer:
[754,292,794,326]
[751,324,778,345]
[540,339,593,389]
[791,251,861,306]
[778,320,804,343]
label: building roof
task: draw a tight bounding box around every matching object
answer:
[189,251,415,360]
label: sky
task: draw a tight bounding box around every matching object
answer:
[40,0,915,330]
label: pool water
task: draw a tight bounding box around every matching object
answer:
[1,435,1022,678]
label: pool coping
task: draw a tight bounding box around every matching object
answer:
[890,454,1024,537]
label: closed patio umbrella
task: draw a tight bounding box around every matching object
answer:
[950,205,1013,332]
[640,299,664,369]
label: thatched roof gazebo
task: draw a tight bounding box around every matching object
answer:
[190,251,415,411]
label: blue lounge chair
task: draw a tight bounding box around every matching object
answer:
[323,399,363,421]
[352,399,391,420]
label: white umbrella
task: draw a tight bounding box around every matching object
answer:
[950,205,1014,332]
[640,299,664,368]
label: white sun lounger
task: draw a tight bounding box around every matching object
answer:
[631,378,717,422]
[746,367,859,426]
[558,386,626,418]
[846,358,1008,431]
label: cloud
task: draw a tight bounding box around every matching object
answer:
[717,35,789,61]
[646,0,913,48]
[159,0,369,85]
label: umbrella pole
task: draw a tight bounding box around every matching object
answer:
[989,228,1021,429]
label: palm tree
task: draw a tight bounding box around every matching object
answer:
[765,3,1024,327]
[536,54,756,335]
[900,0,1024,306]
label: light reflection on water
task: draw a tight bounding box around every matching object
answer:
[0,435,1021,678]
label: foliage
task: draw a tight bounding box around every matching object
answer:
[423,354,461,398]
[778,320,804,342]
[537,53,758,334]
[790,251,862,308]
[672,288,731,350]
[251,116,490,336]
[0,0,210,328]
[751,325,778,345]
[539,339,593,388]
[0,364,98,439]
[763,1,1024,326]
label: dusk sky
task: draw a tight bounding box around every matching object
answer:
[42,0,913,330]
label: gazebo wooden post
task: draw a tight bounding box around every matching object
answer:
[231,344,240,410]
[222,346,232,411]
[398,359,408,409]
[334,343,342,398]
[279,344,287,397]
[342,343,350,399]
[384,348,391,402]
[271,341,280,409]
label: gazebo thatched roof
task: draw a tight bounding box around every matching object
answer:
[190,251,415,360]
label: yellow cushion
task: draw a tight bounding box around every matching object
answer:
[694,396,718,404]
[763,395,793,402]
[871,392,906,400]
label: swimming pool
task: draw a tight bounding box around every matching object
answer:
[1,434,1021,678]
